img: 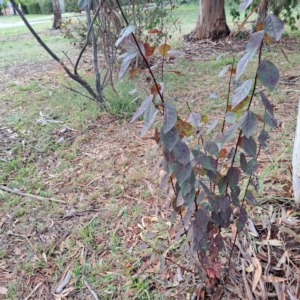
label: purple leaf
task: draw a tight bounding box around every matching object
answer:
[225,112,237,124]
[236,53,249,80]
[163,102,177,134]
[258,129,269,148]
[131,94,153,123]
[220,194,231,212]
[227,167,239,189]
[181,172,196,196]
[194,209,209,242]
[242,136,257,157]
[246,30,264,59]
[221,122,239,145]
[240,111,257,138]
[232,79,252,109]
[118,52,137,79]
[246,158,258,175]
[173,141,190,165]
[193,150,216,173]
[219,65,231,78]
[263,14,284,41]
[160,127,179,151]
[260,92,274,116]
[141,103,158,136]
[245,190,257,205]
[204,141,219,157]
[163,147,176,163]
[206,119,219,135]
[231,186,241,207]
[172,162,192,185]
[264,111,277,128]
[240,153,247,173]
[189,112,201,127]
[237,208,247,233]
[240,0,253,11]
[115,25,136,47]
[257,60,279,91]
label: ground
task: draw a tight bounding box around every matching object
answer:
[1,4,300,300]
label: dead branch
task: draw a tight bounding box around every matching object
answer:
[0,185,66,204]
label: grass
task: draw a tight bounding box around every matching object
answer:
[0,4,300,300]
[0,12,75,23]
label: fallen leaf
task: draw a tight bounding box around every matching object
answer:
[0,287,8,295]
[129,68,141,78]
[263,275,286,283]
[251,257,262,292]
[148,28,163,34]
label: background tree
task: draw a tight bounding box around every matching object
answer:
[52,0,61,29]
[191,0,230,40]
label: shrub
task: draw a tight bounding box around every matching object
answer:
[27,2,41,14]
[64,0,77,12]
[38,0,53,14]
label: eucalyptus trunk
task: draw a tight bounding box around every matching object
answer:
[193,0,230,40]
[52,0,61,30]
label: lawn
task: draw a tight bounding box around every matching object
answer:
[0,3,300,299]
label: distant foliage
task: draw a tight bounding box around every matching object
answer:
[228,0,300,30]
[125,0,286,280]
[64,0,77,12]
[23,0,53,14]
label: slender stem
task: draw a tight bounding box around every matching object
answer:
[74,1,103,75]
[115,0,164,103]
[221,56,235,133]
[85,3,103,104]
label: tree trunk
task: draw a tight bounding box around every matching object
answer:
[52,0,61,30]
[193,0,230,40]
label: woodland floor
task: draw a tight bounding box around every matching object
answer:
[0,24,300,300]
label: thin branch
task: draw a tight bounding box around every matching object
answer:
[10,0,98,102]
[61,84,97,101]
[62,51,74,67]
[85,3,103,104]
[74,1,103,75]
[0,185,67,204]
[7,230,35,250]
[221,56,235,133]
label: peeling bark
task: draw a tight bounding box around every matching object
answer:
[193,0,230,40]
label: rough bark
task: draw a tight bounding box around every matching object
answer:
[52,0,61,30]
[193,0,230,40]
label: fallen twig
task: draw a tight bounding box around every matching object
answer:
[7,230,35,251]
[24,282,43,300]
[0,185,66,204]
[84,280,99,300]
